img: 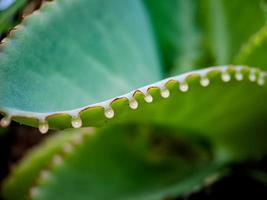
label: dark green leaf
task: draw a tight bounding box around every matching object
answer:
[144,0,204,74]
[3,127,224,200]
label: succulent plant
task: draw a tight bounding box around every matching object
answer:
[1,0,267,199]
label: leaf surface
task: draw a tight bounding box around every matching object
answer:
[2,129,89,200]
[0,0,161,114]
[3,127,224,200]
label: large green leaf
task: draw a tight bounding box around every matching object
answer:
[200,0,266,64]
[4,69,267,198]
[110,66,267,160]
[3,127,224,200]
[0,0,161,123]
[2,65,267,160]
[144,0,204,74]
[0,64,266,148]
[2,1,267,199]
[1,0,267,137]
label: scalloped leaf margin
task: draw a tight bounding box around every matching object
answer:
[1,65,267,133]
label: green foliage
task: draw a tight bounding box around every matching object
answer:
[0,0,161,113]
[0,0,27,34]
[200,0,267,65]
[144,0,203,74]
[234,25,267,68]
[3,129,86,200]
[1,0,267,199]
[144,0,267,72]
[3,127,224,200]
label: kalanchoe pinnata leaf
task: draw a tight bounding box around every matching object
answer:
[113,66,267,161]
[2,1,267,200]
[200,0,267,64]
[1,0,267,138]
[3,126,225,200]
[1,64,267,150]
[0,0,161,129]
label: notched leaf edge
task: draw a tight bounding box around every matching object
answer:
[0,65,266,133]
[28,128,95,199]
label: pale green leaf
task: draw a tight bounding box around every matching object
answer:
[4,65,266,161]
[0,0,161,115]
